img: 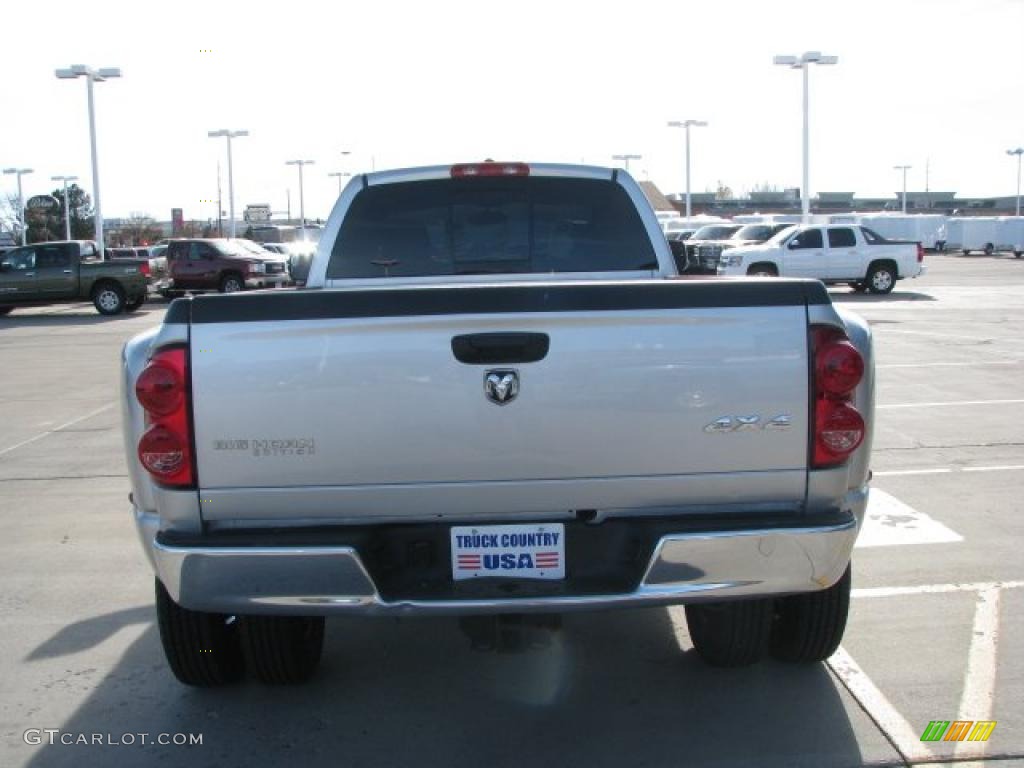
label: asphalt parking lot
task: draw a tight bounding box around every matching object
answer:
[1,253,1022,768]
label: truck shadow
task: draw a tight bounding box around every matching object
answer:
[23,607,868,768]
[0,306,165,327]
[831,290,935,303]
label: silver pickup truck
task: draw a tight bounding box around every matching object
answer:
[121,162,874,686]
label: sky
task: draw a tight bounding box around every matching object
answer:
[2,0,1022,225]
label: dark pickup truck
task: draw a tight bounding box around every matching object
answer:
[0,240,149,316]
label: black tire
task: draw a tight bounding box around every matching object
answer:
[684,598,773,667]
[92,282,126,315]
[850,282,868,293]
[866,263,896,294]
[242,615,325,684]
[1015,251,1022,259]
[746,263,778,277]
[0,306,13,316]
[219,273,244,293]
[124,296,145,312]
[962,250,970,256]
[155,579,245,686]
[771,566,851,663]
[984,243,994,256]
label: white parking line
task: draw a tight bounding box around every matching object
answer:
[876,328,1016,343]
[878,399,1024,409]
[873,468,953,477]
[852,581,1024,599]
[963,464,1024,473]
[835,581,1023,763]
[955,586,1000,761]
[877,360,1022,369]
[828,647,935,762]
[874,465,1024,477]
[0,403,115,456]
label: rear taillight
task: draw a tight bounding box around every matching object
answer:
[451,162,530,178]
[140,261,151,277]
[136,347,194,487]
[917,243,924,263]
[811,326,865,468]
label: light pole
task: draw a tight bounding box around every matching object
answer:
[55,65,121,256]
[611,154,642,173]
[3,168,33,245]
[773,51,838,224]
[208,129,249,238]
[327,171,351,196]
[1008,148,1024,217]
[893,165,912,214]
[51,175,79,240]
[285,160,314,233]
[667,120,708,219]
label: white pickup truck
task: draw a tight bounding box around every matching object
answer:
[121,162,875,686]
[717,223,925,294]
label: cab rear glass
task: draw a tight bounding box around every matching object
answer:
[326,177,658,278]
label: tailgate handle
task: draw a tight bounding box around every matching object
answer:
[451,333,550,364]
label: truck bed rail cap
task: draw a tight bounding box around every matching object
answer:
[179,279,829,324]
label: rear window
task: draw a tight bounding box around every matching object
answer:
[691,225,739,241]
[733,225,773,241]
[326,177,657,279]
[828,228,857,248]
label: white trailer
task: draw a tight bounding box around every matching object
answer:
[945,217,1024,257]
[733,213,803,225]
[818,213,948,250]
[661,214,730,234]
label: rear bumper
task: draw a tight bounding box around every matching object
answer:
[144,498,865,616]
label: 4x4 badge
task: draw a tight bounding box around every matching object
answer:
[484,370,519,405]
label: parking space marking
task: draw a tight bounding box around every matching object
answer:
[835,582,1023,764]
[875,329,1018,343]
[855,489,962,548]
[878,399,1024,409]
[874,465,1024,477]
[955,586,1000,761]
[877,360,1022,369]
[852,581,1024,599]
[0,403,114,456]
[828,647,936,763]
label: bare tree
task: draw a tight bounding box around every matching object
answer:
[117,212,164,246]
[1,192,23,243]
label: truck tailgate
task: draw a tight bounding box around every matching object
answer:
[186,282,814,523]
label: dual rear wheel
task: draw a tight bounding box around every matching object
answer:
[685,566,851,667]
[156,565,852,684]
[155,580,324,687]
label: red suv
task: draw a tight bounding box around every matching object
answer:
[161,239,291,296]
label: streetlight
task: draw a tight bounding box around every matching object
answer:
[1008,148,1024,218]
[285,160,315,233]
[667,120,708,219]
[208,129,249,238]
[773,51,838,224]
[327,171,351,196]
[611,154,642,173]
[893,165,912,214]
[55,65,121,256]
[51,175,79,240]
[3,168,33,245]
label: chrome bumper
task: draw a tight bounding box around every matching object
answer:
[245,274,290,289]
[148,515,860,616]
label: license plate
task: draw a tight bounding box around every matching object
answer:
[451,523,565,581]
